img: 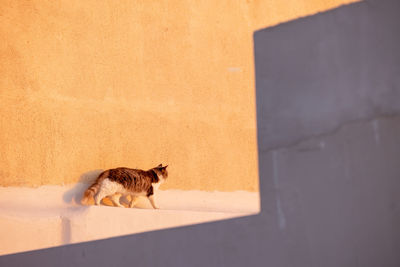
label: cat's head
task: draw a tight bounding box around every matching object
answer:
[154,163,168,179]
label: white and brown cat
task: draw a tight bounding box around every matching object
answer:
[81,164,168,209]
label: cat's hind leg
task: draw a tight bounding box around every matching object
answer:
[111,193,124,208]
[95,187,114,206]
[129,196,138,208]
[94,179,121,206]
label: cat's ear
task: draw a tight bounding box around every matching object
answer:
[157,164,162,167]
[163,165,168,169]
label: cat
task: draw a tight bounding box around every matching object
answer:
[81,164,168,209]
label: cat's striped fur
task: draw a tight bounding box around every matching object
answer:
[81,164,168,209]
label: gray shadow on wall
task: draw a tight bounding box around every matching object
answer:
[61,170,103,245]
[63,169,104,205]
[1,0,400,266]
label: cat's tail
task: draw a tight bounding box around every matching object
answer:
[81,170,109,205]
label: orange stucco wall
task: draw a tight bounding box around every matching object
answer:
[0,0,357,191]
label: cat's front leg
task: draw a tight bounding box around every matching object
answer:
[148,195,159,209]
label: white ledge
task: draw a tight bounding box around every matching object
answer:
[0,184,259,256]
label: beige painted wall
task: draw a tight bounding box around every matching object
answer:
[0,0,357,191]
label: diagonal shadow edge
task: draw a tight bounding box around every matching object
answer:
[2,0,400,266]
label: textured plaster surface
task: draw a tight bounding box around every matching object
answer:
[7,1,400,267]
[0,0,357,191]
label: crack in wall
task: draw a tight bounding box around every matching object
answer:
[258,112,400,153]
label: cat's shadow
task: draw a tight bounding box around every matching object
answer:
[62,169,104,205]
[62,169,148,208]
